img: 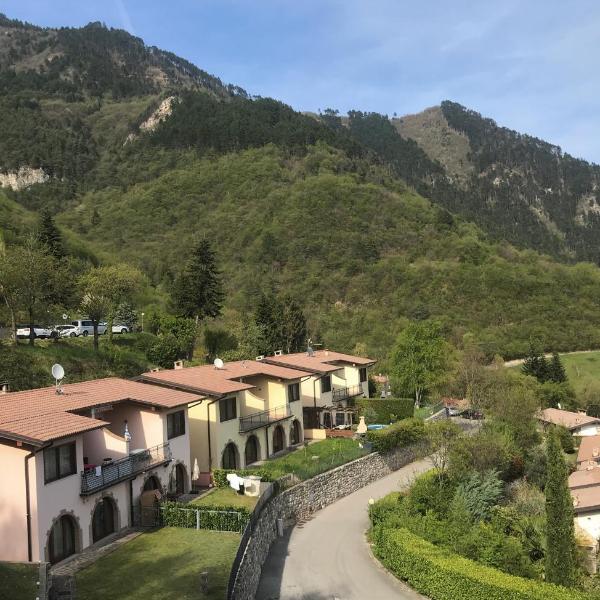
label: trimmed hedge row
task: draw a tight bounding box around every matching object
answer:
[212,468,274,488]
[371,527,588,600]
[356,398,414,423]
[365,418,426,453]
[160,500,251,532]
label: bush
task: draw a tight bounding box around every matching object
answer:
[407,471,456,516]
[356,397,413,423]
[366,417,426,453]
[212,468,274,488]
[160,500,250,532]
[146,334,186,368]
[371,527,588,600]
[452,471,503,522]
[553,426,575,454]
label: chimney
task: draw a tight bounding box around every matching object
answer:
[274,350,283,356]
[174,360,184,370]
[0,382,8,394]
[593,448,599,458]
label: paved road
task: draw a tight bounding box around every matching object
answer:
[256,458,432,600]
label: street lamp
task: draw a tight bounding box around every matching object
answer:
[141,312,145,333]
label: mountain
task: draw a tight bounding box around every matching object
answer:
[2,14,600,361]
[391,101,600,262]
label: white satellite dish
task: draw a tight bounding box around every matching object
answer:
[52,363,65,381]
[214,358,224,370]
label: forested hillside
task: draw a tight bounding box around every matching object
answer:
[3,14,600,362]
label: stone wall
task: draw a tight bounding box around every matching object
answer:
[230,443,426,600]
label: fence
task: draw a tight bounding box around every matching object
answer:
[159,503,249,533]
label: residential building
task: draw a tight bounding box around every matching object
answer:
[569,468,600,542]
[537,408,600,436]
[138,360,310,475]
[0,378,198,564]
[263,350,376,433]
[577,435,600,469]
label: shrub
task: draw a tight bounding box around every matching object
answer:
[160,500,250,532]
[407,470,456,516]
[356,398,414,423]
[366,417,426,453]
[212,468,274,488]
[146,333,186,368]
[371,527,588,600]
[452,470,503,522]
[552,425,575,454]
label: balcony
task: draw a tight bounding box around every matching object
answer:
[332,384,364,404]
[80,442,171,495]
[239,404,292,433]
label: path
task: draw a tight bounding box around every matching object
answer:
[256,458,432,600]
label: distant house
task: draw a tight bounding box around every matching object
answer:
[569,468,600,543]
[537,408,600,437]
[577,435,600,469]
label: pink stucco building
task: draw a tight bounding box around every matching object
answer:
[0,377,199,564]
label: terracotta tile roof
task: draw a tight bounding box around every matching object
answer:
[140,360,311,396]
[577,435,600,464]
[569,467,600,490]
[0,377,201,445]
[538,408,600,431]
[264,350,376,374]
[571,485,600,513]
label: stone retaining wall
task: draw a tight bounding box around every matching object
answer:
[230,443,426,600]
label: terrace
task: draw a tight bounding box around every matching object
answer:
[331,384,364,403]
[238,404,291,433]
[80,442,171,495]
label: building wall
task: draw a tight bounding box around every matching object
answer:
[576,424,600,437]
[104,403,164,450]
[81,428,128,465]
[188,401,210,473]
[0,444,30,561]
[576,512,600,541]
[160,407,191,492]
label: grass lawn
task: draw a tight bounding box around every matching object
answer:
[75,528,239,600]
[0,562,38,600]
[190,486,257,510]
[560,351,600,395]
[250,437,368,481]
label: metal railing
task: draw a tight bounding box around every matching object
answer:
[239,404,291,432]
[80,442,171,495]
[332,384,364,403]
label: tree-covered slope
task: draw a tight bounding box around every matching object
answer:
[58,144,600,359]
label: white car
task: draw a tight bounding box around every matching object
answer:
[55,324,80,338]
[112,324,130,334]
[16,325,55,339]
[71,320,108,337]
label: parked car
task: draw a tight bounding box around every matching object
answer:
[447,407,462,416]
[16,325,55,339]
[112,324,129,334]
[460,409,484,420]
[54,324,80,338]
[71,320,107,337]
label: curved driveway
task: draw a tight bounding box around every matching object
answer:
[256,458,432,600]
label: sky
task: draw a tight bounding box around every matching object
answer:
[2,0,600,162]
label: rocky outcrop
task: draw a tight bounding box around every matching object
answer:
[125,96,178,144]
[0,167,49,190]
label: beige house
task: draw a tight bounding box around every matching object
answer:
[537,408,600,437]
[139,360,310,475]
[263,350,376,433]
[0,378,198,565]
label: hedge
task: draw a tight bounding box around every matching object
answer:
[371,527,588,600]
[365,418,426,453]
[212,468,274,488]
[356,398,414,423]
[160,500,250,532]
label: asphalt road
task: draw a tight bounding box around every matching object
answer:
[256,458,432,600]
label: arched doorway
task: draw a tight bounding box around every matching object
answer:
[173,463,186,494]
[222,443,239,469]
[92,498,116,543]
[143,475,161,491]
[273,425,285,454]
[323,412,332,429]
[290,420,301,445]
[48,515,77,564]
[245,435,259,466]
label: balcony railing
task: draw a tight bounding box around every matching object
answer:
[332,384,364,403]
[80,442,171,495]
[239,404,292,433]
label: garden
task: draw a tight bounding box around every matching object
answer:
[0,562,39,600]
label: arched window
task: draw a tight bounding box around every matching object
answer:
[143,475,160,491]
[245,436,259,466]
[92,498,116,543]
[290,420,301,445]
[273,425,285,454]
[48,515,77,564]
[222,443,239,469]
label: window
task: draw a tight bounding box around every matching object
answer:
[82,320,93,327]
[288,383,300,402]
[321,376,332,394]
[167,410,186,439]
[48,515,77,564]
[44,442,77,484]
[359,367,367,383]
[219,397,237,422]
[335,412,345,426]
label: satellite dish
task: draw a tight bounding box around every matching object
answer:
[214,358,224,370]
[52,363,65,381]
[62,313,68,321]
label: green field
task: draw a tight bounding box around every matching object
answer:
[75,528,239,600]
[561,351,600,394]
[0,562,39,600]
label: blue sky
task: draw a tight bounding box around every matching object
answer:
[2,1,600,161]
